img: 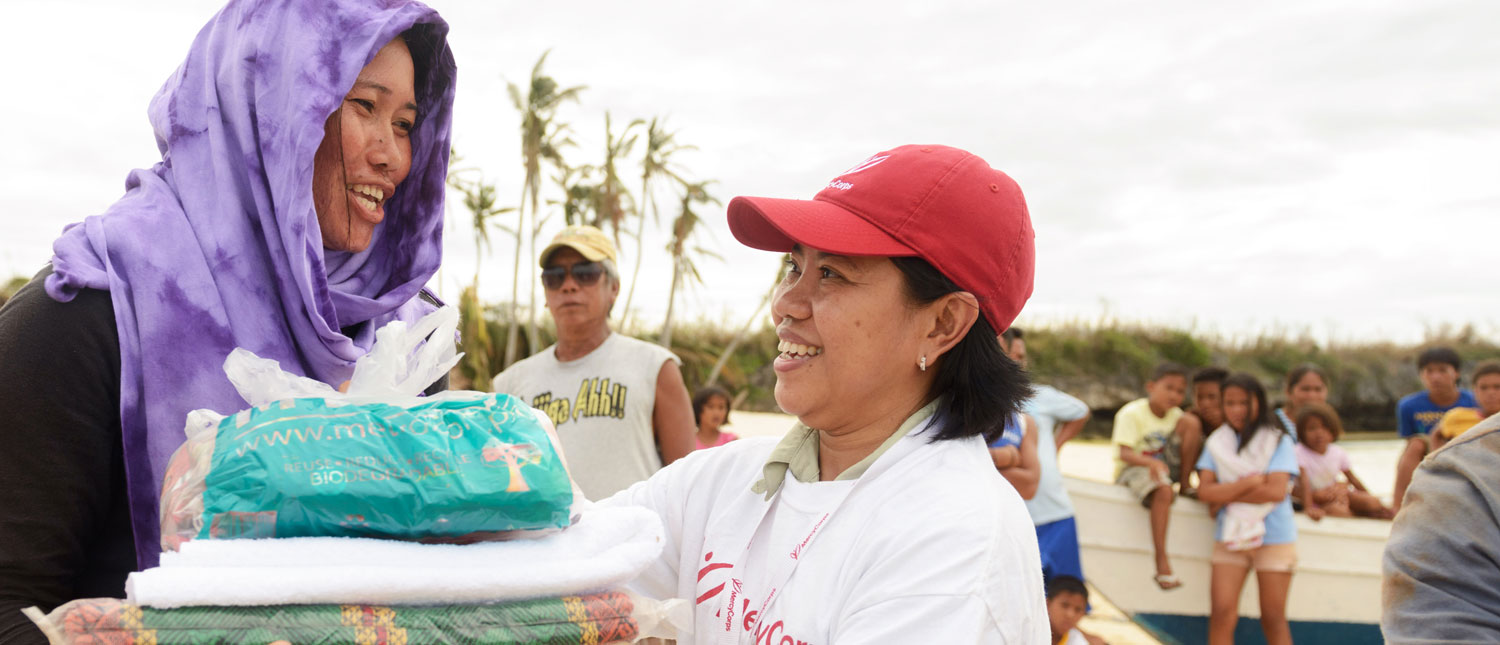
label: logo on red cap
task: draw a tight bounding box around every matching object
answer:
[827,154,892,191]
[840,154,890,176]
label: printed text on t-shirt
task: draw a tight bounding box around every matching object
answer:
[529,377,629,427]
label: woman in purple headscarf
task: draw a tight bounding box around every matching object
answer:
[0,1,456,640]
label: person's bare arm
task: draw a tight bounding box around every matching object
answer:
[1297,468,1324,520]
[1236,471,1292,504]
[998,415,1042,499]
[1197,470,1264,505]
[1118,444,1171,483]
[1054,416,1088,451]
[1344,468,1371,493]
[651,360,696,466]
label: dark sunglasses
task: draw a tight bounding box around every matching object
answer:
[541,261,605,290]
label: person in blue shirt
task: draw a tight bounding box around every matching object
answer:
[1391,346,1476,514]
[1196,373,1298,645]
[1003,328,1093,583]
[990,410,1041,500]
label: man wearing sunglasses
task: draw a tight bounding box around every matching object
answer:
[492,225,697,501]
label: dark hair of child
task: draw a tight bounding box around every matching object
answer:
[1473,359,1500,383]
[1284,363,1327,390]
[1046,574,1089,601]
[691,386,732,427]
[1151,362,1189,382]
[1191,366,1229,387]
[1294,402,1344,443]
[1417,346,1462,371]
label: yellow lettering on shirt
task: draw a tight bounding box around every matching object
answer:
[530,377,628,427]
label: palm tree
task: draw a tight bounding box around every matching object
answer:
[446,150,515,391]
[659,180,721,348]
[620,117,692,326]
[508,51,584,366]
[550,162,596,227]
[589,113,642,241]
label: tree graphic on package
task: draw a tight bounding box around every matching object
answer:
[482,439,543,492]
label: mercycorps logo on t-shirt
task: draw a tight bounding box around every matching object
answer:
[696,551,816,645]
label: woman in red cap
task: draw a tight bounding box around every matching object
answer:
[604,144,1046,642]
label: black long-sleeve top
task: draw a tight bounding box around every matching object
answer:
[0,268,446,643]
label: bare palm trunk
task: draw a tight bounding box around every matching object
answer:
[503,188,527,368]
[659,256,682,347]
[707,281,776,386]
[526,218,541,353]
[620,180,650,328]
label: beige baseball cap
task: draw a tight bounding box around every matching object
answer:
[540,225,618,267]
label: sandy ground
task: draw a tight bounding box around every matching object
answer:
[723,411,1406,644]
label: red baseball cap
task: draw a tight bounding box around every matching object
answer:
[727,144,1035,332]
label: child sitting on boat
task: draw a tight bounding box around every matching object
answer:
[1196,373,1298,645]
[1294,403,1394,520]
[1111,362,1191,590]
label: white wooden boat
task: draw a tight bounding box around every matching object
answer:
[1065,475,1389,644]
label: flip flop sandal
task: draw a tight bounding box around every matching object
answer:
[1154,573,1183,590]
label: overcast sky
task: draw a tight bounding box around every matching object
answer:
[4,0,1498,344]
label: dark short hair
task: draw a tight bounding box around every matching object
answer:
[1474,359,1500,383]
[1285,363,1327,392]
[1418,347,1462,371]
[1046,574,1088,601]
[1191,366,1229,387]
[1295,402,1343,442]
[892,257,1031,444]
[1150,362,1189,382]
[691,386,732,427]
[1001,327,1024,346]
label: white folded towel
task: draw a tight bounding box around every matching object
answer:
[127,505,663,608]
[1205,424,1283,551]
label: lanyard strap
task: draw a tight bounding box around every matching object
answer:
[711,416,936,644]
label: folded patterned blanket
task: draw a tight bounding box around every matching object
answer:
[26,593,639,645]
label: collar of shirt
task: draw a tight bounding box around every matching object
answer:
[751,400,940,500]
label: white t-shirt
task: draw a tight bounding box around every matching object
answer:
[1024,385,1092,525]
[492,332,679,501]
[602,420,1048,644]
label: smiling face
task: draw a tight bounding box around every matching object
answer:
[770,246,934,433]
[1286,371,1328,416]
[312,37,418,253]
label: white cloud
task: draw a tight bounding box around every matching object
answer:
[3,0,1498,345]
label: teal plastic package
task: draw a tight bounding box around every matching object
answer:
[194,392,572,541]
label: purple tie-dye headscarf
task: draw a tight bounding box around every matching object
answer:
[44,0,456,568]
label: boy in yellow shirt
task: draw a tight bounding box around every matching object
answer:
[1113,363,1189,590]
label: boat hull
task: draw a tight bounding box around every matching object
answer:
[1064,476,1389,644]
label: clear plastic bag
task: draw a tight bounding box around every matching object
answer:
[24,591,689,645]
[159,306,577,549]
